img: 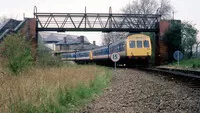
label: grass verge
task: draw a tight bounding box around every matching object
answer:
[167,58,200,70]
[0,65,112,113]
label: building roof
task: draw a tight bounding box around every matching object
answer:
[56,35,90,45]
[40,33,90,45]
[43,33,60,42]
[40,32,97,51]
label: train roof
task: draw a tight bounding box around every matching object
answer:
[109,39,126,46]
[92,45,108,50]
[76,50,91,53]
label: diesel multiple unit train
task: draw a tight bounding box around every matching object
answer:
[61,34,152,66]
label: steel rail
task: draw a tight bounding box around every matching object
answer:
[141,67,200,79]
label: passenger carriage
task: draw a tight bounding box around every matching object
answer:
[61,34,152,66]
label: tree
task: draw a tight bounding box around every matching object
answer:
[181,21,198,57]
[37,34,62,67]
[0,16,9,37]
[0,16,8,27]
[0,33,33,75]
[101,32,129,45]
[159,0,173,19]
[122,0,173,19]
[102,0,173,45]
[162,21,182,61]
[163,21,198,59]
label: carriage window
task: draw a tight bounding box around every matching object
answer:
[144,40,149,48]
[129,41,135,48]
[105,48,108,54]
[119,43,123,51]
[121,42,125,51]
[137,41,142,48]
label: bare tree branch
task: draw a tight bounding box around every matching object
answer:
[0,16,8,27]
[102,0,173,45]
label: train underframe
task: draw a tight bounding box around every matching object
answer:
[75,56,150,67]
[74,56,151,67]
[120,56,151,67]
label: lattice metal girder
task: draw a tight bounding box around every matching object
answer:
[37,28,159,32]
[35,13,160,17]
[34,13,161,32]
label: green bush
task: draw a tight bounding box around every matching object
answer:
[0,33,33,75]
[192,63,200,69]
[169,58,200,69]
[36,37,62,67]
[37,48,62,67]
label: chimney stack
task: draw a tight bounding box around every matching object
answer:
[77,36,84,43]
[64,37,67,43]
[93,41,96,45]
[80,36,84,43]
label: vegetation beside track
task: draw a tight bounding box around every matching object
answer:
[0,33,112,113]
[166,58,200,70]
[0,64,112,113]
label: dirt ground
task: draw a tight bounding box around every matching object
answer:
[80,69,200,113]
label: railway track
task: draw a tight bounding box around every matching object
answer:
[81,68,200,113]
[133,66,200,89]
[103,64,200,80]
[140,67,200,79]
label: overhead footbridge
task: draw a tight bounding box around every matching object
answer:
[34,6,161,33]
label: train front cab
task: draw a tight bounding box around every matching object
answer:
[126,34,152,65]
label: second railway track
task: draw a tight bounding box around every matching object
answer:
[140,67,200,79]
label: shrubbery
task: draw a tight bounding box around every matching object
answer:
[37,42,62,67]
[0,33,63,75]
[0,33,33,75]
[0,33,112,113]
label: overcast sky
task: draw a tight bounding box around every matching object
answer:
[0,0,200,45]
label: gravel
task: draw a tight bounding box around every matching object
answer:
[80,69,200,113]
